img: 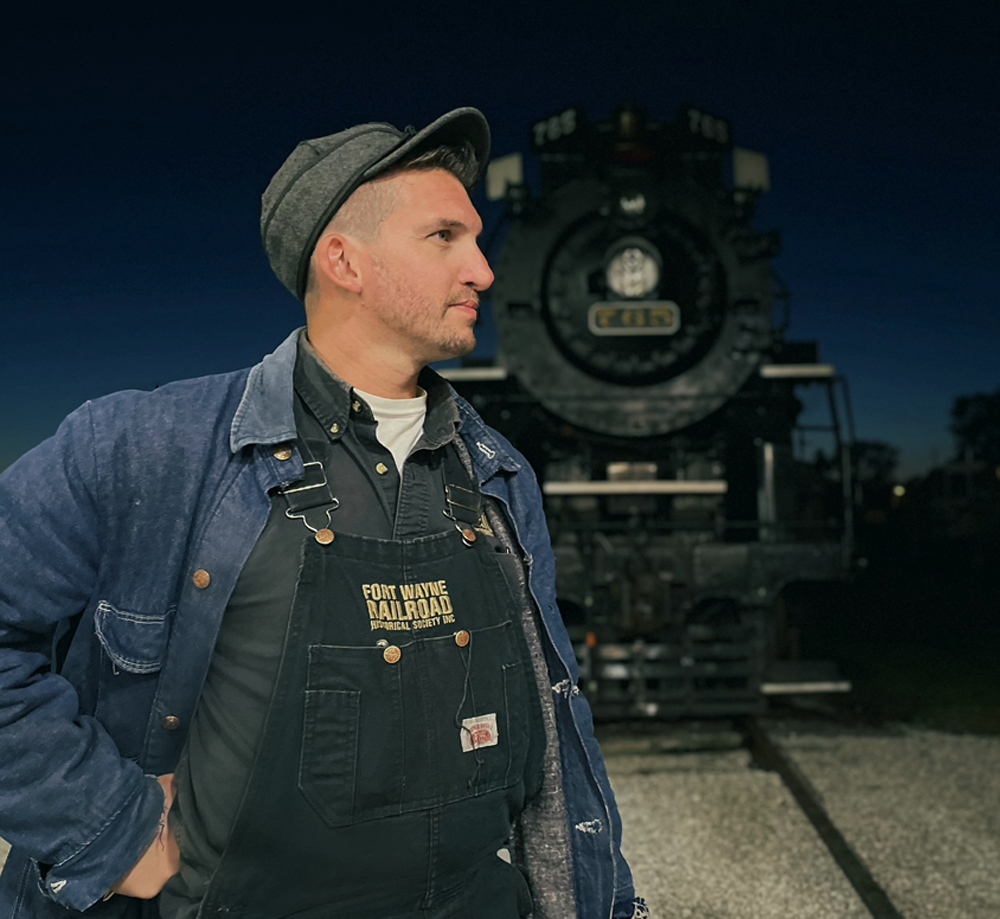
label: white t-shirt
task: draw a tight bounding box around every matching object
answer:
[353,387,428,473]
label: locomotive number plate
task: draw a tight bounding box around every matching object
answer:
[588,301,681,336]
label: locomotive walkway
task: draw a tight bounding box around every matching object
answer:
[603,719,1000,919]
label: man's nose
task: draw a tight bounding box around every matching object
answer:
[463,243,494,291]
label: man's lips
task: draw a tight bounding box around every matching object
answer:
[449,299,479,318]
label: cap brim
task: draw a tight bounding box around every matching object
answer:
[364,107,490,184]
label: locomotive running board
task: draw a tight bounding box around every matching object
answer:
[759,363,836,378]
[437,365,509,381]
[760,681,852,694]
[761,660,852,694]
[544,480,728,495]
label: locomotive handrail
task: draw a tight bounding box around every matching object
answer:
[444,363,841,383]
[438,366,509,381]
[543,480,727,495]
[760,363,836,378]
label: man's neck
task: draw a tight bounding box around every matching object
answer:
[304,325,422,399]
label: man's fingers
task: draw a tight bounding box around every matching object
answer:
[156,772,177,811]
[109,773,181,898]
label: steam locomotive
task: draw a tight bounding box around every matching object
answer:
[445,104,854,718]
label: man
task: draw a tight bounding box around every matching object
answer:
[0,108,646,919]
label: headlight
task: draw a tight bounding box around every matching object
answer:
[606,246,659,298]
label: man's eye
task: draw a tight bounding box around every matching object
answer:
[433,229,452,242]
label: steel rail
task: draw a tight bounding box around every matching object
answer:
[741,717,905,919]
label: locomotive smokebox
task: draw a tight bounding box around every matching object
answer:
[492,104,779,438]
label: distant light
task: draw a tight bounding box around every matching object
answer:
[893,485,906,497]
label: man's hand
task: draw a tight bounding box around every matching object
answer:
[111,773,180,899]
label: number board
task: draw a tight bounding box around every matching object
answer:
[681,106,732,149]
[588,301,681,336]
[531,107,584,150]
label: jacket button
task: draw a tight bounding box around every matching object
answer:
[383,645,401,664]
[162,715,181,731]
[454,630,471,648]
[315,528,335,545]
[461,528,477,543]
[273,445,293,461]
[375,462,389,475]
[192,569,211,589]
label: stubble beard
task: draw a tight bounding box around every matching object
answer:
[369,256,477,364]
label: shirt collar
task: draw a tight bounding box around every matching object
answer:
[293,332,462,449]
[294,334,355,438]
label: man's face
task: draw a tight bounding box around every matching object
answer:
[360,168,494,366]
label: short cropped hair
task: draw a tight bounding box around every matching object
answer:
[304,142,479,300]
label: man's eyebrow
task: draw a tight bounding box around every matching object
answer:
[417,218,481,235]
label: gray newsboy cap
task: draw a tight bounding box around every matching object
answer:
[261,107,490,300]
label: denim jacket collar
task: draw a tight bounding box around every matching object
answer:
[450,391,522,482]
[229,327,301,453]
[228,326,523,483]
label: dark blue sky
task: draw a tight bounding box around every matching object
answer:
[2,1,998,476]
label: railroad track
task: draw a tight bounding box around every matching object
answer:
[740,717,904,919]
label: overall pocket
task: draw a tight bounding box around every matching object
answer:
[399,621,524,811]
[297,644,404,827]
[297,623,527,827]
[299,687,360,825]
[501,660,531,786]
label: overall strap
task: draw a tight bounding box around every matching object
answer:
[278,438,338,515]
[441,441,482,528]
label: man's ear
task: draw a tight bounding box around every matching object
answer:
[314,233,364,294]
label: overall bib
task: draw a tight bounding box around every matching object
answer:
[197,445,542,919]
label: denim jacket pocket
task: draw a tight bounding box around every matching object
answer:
[94,600,173,674]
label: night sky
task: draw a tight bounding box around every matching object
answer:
[2,2,998,477]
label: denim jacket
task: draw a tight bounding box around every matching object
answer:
[0,330,640,919]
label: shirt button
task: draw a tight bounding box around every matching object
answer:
[352,400,362,413]
[454,630,471,648]
[330,423,340,434]
[383,645,401,664]
[273,445,293,461]
[375,462,389,475]
[192,569,211,589]
[162,715,181,731]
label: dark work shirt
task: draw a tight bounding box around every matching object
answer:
[161,336,466,918]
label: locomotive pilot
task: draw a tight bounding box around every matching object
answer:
[0,107,646,919]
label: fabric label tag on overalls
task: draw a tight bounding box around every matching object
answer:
[460,713,499,752]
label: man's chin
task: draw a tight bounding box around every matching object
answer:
[427,332,476,365]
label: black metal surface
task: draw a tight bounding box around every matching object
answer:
[453,103,856,719]
[577,616,766,720]
[492,174,774,438]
